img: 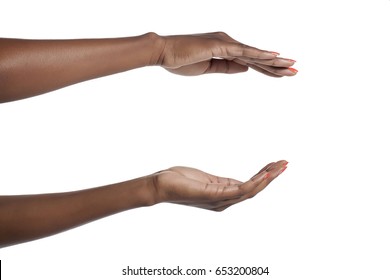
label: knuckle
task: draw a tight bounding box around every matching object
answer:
[215,31,228,37]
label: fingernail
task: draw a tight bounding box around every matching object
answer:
[286,59,296,63]
[270,51,280,56]
[289,68,298,74]
[283,161,289,167]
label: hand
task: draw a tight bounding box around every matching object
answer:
[150,160,288,211]
[156,32,297,77]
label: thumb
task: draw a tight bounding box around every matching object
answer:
[204,59,248,74]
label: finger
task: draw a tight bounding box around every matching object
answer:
[238,57,296,68]
[187,161,289,211]
[208,32,280,59]
[225,161,277,196]
[265,160,289,183]
[217,50,298,77]
[243,161,289,200]
[235,169,272,195]
[233,59,283,78]
[193,32,288,64]
[196,31,274,53]
[165,61,210,76]
[222,43,279,60]
[250,66,283,78]
[211,181,270,211]
[250,162,275,179]
[214,160,289,208]
[245,160,288,197]
[250,63,298,76]
[249,160,288,186]
[166,59,249,76]
[205,59,249,74]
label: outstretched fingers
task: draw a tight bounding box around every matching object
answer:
[161,31,297,77]
[232,57,297,76]
[212,160,288,211]
[160,161,288,211]
[204,58,297,76]
[196,160,288,204]
[248,63,298,77]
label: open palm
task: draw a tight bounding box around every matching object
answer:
[151,161,288,211]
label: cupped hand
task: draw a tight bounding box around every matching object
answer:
[150,160,288,211]
[156,32,297,77]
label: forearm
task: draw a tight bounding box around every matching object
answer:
[0,176,155,248]
[0,32,163,103]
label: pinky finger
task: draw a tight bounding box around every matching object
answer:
[251,63,297,77]
[247,63,284,78]
[233,59,282,78]
[205,59,249,74]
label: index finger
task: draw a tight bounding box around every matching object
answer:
[206,32,279,60]
[223,43,279,60]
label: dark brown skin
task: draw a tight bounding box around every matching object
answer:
[0,162,288,248]
[0,32,297,102]
[0,32,295,248]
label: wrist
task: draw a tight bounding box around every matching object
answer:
[119,176,158,208]
[141,32,166,67]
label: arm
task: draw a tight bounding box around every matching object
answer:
[0,160,288,248]
[0,33,162,102]
[0,32,297,103]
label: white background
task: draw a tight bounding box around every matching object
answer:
[1,0,390,279]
